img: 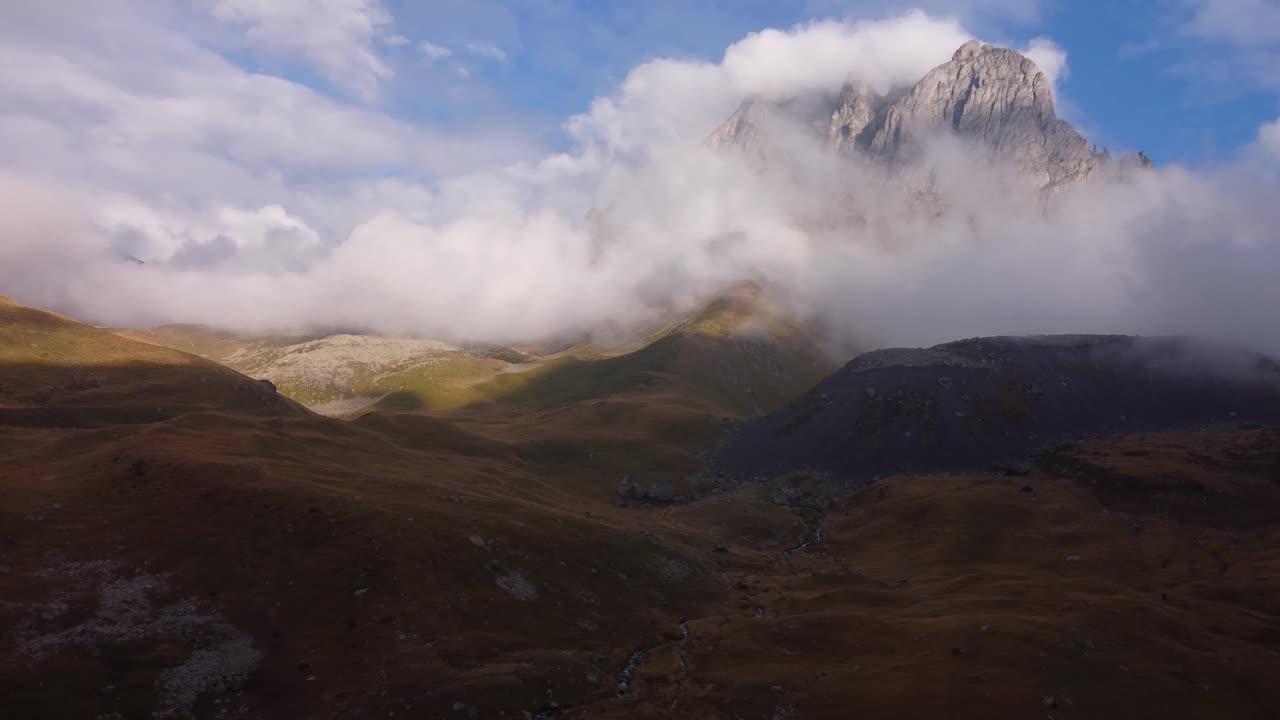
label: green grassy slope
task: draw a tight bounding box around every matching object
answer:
[113,281,837,418]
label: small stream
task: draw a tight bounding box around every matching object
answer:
[615,648,650,696]
[783,517,825,556]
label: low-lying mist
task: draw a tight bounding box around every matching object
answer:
[2,11,1280,357]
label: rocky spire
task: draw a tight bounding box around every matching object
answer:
[705,98,768,152]
[828,78,884,155]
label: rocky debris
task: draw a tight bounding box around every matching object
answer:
[155,629,260,718]
[715,335,1280,485]
[496,572,538,601]
[617,475,676,503]
[768,471,840,511]
[15,562,260,716]
[654,557,691,582]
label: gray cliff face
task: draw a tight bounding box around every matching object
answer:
[709,40,1125,190]
[705,98,770,154]
[706,94,842,166]
[827,79,883,155]
[867,40,1098,188]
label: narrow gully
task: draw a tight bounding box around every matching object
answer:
[783,517,825,556]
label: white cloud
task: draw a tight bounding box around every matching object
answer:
[420,41,453,60]
[4,6,1280,360]
[1179,0,1280,90]
[565,12,972,160]
[1022,36,1067,91]
[1182,0,1280,48]
[1260,116,1280,159]
[205,0,395,99]
[465,42,509,62]
[0,1,539,275]
[721,13,971,98]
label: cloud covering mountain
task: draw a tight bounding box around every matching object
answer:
[2,5,1280,354]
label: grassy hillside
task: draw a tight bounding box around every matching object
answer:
[0,297,723,718]
[0,298,303,425]
[3,295,1279,718]
[120,282,837,418]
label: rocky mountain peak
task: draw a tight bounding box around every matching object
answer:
[708,41,1140,191]
[864,40,1092,187]
[952,39,986,61]
[705,98,768,152]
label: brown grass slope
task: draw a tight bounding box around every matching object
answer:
[602,430,1280,719]
[0,298,726,718]
[2,296,1279,719]
[0,299,305,426]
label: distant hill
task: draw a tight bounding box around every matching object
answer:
[439,282,835,417]
[0,296,303,426]
[120,282,836,418]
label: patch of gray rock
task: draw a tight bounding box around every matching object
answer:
[617,474,676,503]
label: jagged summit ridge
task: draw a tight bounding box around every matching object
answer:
[867,40,1098,187]
[709,40,1135,189]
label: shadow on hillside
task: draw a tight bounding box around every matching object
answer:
[372,332,832,418]
[0,359,304,429]
[374,390,426,412]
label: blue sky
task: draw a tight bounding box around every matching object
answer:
[366,0,1280,166]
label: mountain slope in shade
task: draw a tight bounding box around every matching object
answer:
[0,296,302,426]
[715,334,1280,483]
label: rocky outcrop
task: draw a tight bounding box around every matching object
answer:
[706,95,840,166]
[705,98,771,154]
[618,474,676,503]
[828,79,884,154]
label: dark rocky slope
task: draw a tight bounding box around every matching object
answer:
[715,335,1280,483]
